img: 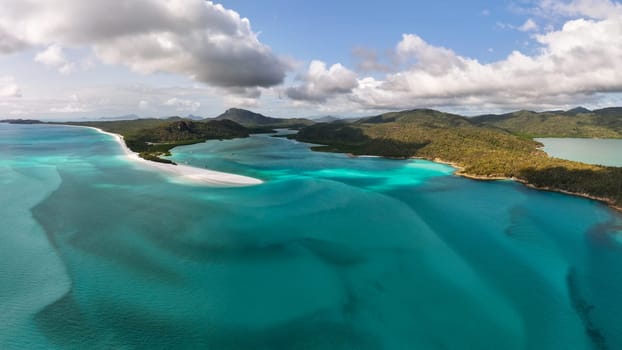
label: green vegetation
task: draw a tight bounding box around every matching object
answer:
[295,109,622,208]
[65,108,318,163]
[0,108,313,165]
[68,118,250,164]
[472,108,622,138]
[214,108,313,129]
[1,119,43,124]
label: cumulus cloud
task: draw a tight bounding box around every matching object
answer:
[49,104,88,113]
[0,0,287,89]
[0,83,222,119]
[395,34,466,74]
[138,100,150,110]
[164,97,201,112]
[539,0,622,19]
[519,18,540,31]
[49,93,90,113]
[349,15,622,110]
[286,60,358,102]
[0,27,26,53]
[497,18,539,32]
[34,45,76,74]
[0,76,21,97]
[281,8,622,112]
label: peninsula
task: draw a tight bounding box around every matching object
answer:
[292,108,622,210]
[62,108,313,164]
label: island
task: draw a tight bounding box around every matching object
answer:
[292,108,622,211]
[0,118,43,124]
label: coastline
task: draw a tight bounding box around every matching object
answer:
[79,126,263,187]
[427,157,622,213]
[347,153,622,213]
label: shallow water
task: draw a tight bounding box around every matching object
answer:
[2,124,622,349]
[537,137,622,167]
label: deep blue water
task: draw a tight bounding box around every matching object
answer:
[2,123,622,349]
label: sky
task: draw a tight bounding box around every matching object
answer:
[1,0,622,120]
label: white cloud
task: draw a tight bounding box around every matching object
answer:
[164,97,201,112]
[0,27,26,53]
[0,83,223,119]
[396,34,465,74]
[49,93,90,113]
[497,18,539,32]
[34,45,76,74]
[221,86,262,108]
[539,0,622,19]
[278,2,616,112]
[342,14,622,111]
[49,104,87,113]
[138,100,150,110]
[8,109,28,115]
[223,94,261,108]
[0,0,288,90]
[0,76,21,97]
[519,18,539,31]
[286,60,358,102]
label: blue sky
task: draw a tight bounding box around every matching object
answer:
[1,0,622,120]
[219,0,528,64]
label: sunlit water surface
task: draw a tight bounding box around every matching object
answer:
[2,124,622,349]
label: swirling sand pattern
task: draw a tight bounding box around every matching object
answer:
[2,124,622,349]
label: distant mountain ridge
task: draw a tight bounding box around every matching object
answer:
[213,108,313,128]
[99,114,141,121]
[472,107,622,138]
[314,116,341,123]
[186,114,205,120]
[214,108,280,125]
[565,106,591,115]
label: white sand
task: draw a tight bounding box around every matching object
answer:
[84,126,263,186]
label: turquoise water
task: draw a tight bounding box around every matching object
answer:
[537,138,622,167]
[2,124,622,349]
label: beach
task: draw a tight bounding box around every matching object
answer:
[86,126,263,186]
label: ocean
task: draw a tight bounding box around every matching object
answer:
[2,123,622,349]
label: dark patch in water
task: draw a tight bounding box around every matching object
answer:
[566,268,609,350]
[587,222,622,249]
[67,230,184,284]
[299,238,367,266]
[323,176,386,189]
[504,206,530,237]
[38,294,378,349]
[35,292,94,348]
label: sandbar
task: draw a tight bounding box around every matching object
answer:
[84,126,263,186]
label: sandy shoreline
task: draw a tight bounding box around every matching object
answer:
[80,126,263,187]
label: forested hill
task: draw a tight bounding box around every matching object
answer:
[213,108,313,128]
[472,107,622,138]
[296,109,542,165]
[294,109,622,209]
[68,118,250,164]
